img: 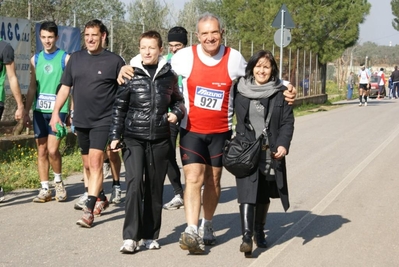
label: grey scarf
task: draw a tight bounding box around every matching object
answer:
[237,76,283,99]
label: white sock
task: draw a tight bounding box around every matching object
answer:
[40,181,49,190]
[201,218,212,227]
[53,173,62,183]
[186,224,198,234]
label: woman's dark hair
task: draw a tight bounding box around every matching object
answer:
[139,30,163,48]
[245,50,279,83]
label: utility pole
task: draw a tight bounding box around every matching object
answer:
[28,0,31,20]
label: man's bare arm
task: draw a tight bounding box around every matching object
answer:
[5,61,24,120]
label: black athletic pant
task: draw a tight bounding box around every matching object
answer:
[122,137,169,241]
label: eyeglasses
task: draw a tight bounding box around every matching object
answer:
[168,43,184,49]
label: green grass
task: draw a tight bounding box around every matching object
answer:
[0,138,82,193]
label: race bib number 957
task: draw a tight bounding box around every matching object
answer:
[194,86,225,111]
[36,93,56,111]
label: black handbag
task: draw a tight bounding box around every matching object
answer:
[222,97,275,178]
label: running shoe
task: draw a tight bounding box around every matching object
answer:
[120,239,138,253]
[93,197,109,217]
[74,192,88,210]
[103,162,111,179]
[110,185,122,204]
[198,221,216,245]
[76,208,94,228]
[33,188,52,203]
[163,194,184,210]
[54,181,67,202]
[0,187,4,203]
[179,226,205,254]
[142,239,160,249]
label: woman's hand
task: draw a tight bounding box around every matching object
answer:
[167,112,178,124]
[109,140,122,151]
[272,146,287,160]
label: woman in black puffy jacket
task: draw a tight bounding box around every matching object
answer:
[109,30,185,254]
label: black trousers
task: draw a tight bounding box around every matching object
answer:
[122,137,169,241]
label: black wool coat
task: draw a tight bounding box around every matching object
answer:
[234,87,294,211]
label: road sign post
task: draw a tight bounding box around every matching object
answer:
[272,4,295,79]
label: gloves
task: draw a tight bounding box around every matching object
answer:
[55,122,67,140]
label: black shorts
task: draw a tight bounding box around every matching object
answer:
[179,128,232,167]
[75,126,110,155]
[359,83,369,90]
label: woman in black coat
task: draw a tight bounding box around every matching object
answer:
[109,31,185,253]
[234,50,294,257]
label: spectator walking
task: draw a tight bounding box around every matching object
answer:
[233,50,294,258]
[377,68,386,100]
[109,30,185,253]
[50,19,125,228]
[390,66,399,99]
[24,21,69,203]
[300,75,310,96]
[347,71,355,100]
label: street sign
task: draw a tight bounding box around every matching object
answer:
[274,29,291,47]
[272,4,295,29]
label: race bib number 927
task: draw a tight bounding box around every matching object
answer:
[194,86,225,111]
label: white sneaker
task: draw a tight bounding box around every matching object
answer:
[198,221,216,245]
[358,102,362,106]
[163,194,184,210]
[74,192,88,210]
[110,185,122,204]
[120,239,138,253]
[103,162,111,179]
[364,102,368,106]
[0,187,4,202]
[142,239,160,249]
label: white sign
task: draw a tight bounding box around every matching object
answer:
[274,29,292,48]
[0,17,31,94]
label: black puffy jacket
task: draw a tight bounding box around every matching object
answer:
[109,58,185,141]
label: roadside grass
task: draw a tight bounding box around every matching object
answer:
[0,138,82,192]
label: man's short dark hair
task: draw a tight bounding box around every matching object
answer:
[40,21,58,36]
[84,19,109,46]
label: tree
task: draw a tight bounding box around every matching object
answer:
[121,0,171,59]
[177,0,223,43]
[392,0,399,30]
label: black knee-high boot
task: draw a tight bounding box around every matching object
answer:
[254,203,270,248]
[239,203,255,258]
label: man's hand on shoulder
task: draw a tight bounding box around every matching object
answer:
[284,84,297,105]
[117,65,134,85]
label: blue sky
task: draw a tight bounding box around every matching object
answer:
[122,0,399,46]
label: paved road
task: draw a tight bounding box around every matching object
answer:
[1,98,398,267]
